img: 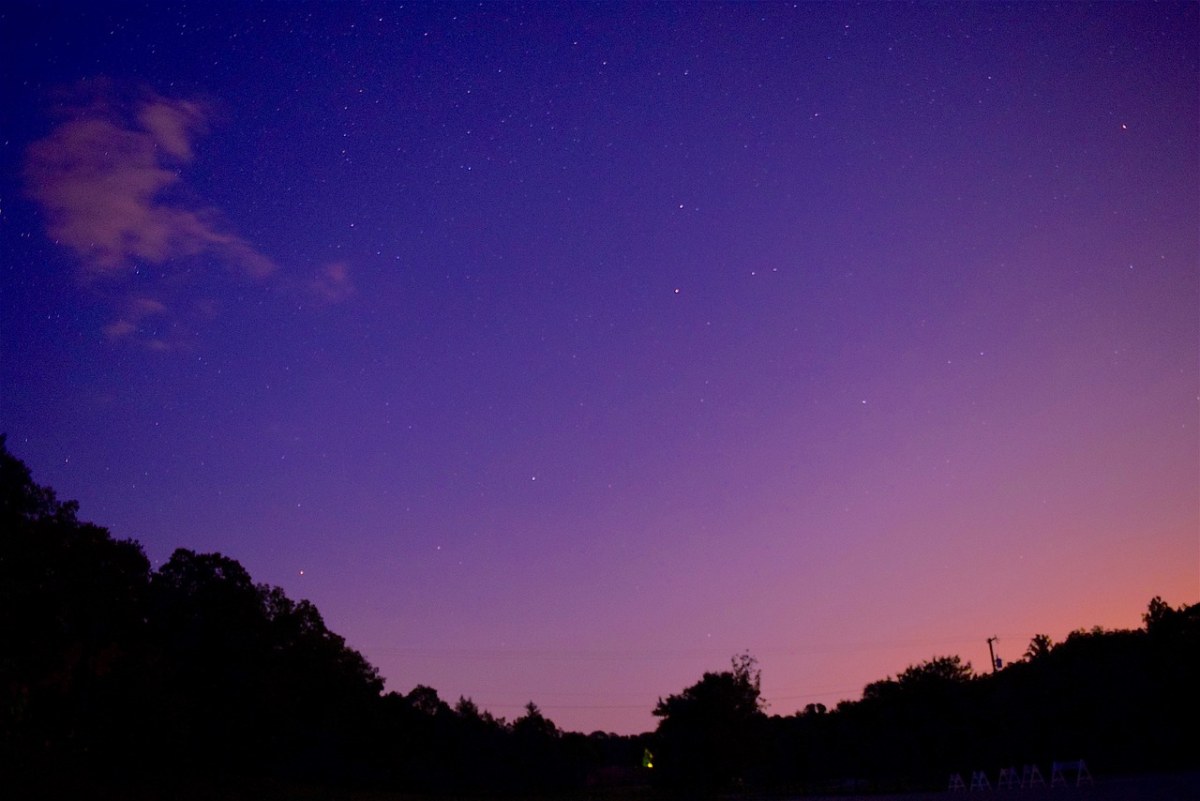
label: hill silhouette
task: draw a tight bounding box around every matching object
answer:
[2,436,1196,797]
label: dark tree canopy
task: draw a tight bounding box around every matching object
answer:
[1,436,152,776]
[2,437,1196,796]
[1024,632,1055,660]
[654,652,763,723]
[652,653,766,791]
[1,438,385,787]
[514,701,560,741]
[896,654,973,688]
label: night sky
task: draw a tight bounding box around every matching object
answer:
[3,2,1197,735]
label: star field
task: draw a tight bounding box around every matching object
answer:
[2,2,1197,733]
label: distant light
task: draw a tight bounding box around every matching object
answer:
[299,570,304,576]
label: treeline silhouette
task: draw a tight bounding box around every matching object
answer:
[669,618,1198,795]
[1,438,645,797]
[3,436,1196,797]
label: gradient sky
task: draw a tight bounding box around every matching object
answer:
[2,2,1197,735]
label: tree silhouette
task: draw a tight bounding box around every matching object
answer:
[652,652,765,792]
[896,654,973,688]
[0,436,152,778]
[1,438,390,788]
[4,436,1197,795]
[514,701,560,740]
[1024,633,1055,660]
[511,701,565,789]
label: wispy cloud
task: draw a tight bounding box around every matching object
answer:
[23,81,353,350]
[308,261,355,305]
[102,296,169,342]
[23,81,276,280]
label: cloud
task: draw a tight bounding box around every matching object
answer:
[102,296,169,341]
[101,319,138,340]
[308,261,355,305]
[23,81,276,280]
[23,81,355,350]
[137,100,203,160]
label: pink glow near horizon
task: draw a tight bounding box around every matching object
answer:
[3,2,1196,734]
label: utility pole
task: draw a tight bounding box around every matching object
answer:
[987,636,1000,673]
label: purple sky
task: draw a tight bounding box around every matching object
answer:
[3,2,1197,734]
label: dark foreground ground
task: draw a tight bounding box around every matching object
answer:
[15,772,1199,801]
[780,771,1200,801]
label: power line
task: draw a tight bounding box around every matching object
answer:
[361,633,1037,662]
